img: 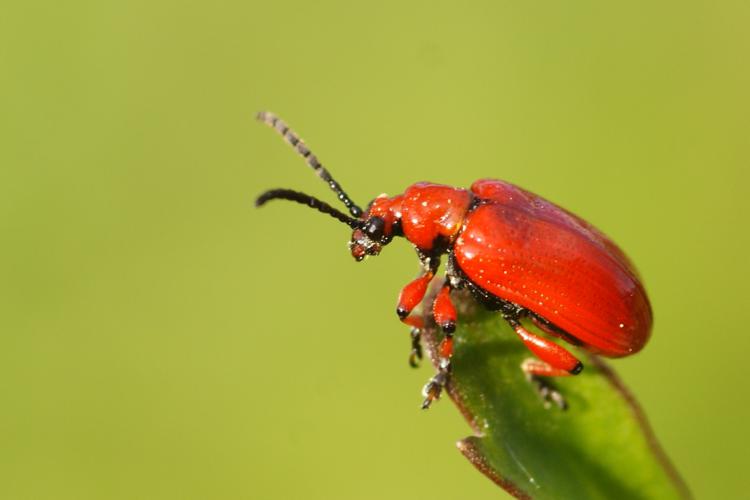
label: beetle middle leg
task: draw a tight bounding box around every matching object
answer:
[421,281,458,409]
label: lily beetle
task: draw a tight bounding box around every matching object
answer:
[255,111,652,409]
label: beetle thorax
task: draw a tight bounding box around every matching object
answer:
[349,183,474,261]
[398,183,474,252]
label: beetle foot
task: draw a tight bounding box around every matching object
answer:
[421,369,448,409]
[525,372,567,410]
[408,327,423,368]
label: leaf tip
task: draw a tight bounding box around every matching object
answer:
[457,437,532,499]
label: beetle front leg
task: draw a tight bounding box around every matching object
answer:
[396,272,435,366]
[396,272,434,326]
[408,327,422,368]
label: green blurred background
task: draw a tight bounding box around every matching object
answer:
[2,1,748,498]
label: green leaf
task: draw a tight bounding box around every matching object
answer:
[420,291,691,500]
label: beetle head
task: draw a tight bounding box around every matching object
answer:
[349,194,403,261]
[349,216,390,261]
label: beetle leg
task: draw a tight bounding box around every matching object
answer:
[522,359,568,410]
[396,272,434,324]
[420,338,453,409]
[521,358,577,377]
[432,282,457,333]
[397,272,435,365]
[432,282,457,380]
[421,369,448,409]
[505,317,582,409]
[420,282,458,409]
[507,318,583,375]
[528,312,582,347]
[408,327,423,368]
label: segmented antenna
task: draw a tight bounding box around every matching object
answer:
[255,189,365,229]
[256,111,363,218]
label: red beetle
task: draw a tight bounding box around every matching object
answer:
[255,112,652,409]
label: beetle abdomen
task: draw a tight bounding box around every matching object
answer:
[454,180,652,357]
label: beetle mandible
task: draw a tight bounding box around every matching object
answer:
[255,111,652,409]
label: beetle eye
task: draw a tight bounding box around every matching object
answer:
[364,217,386,242]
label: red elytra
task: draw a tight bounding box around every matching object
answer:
[255,112,653,409]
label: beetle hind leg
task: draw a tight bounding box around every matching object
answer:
[522,359,569,410]
[507,317,583,375]
[506,317,583,409]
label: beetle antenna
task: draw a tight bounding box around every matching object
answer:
[256,189,365,229]
[256,111,364,218]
